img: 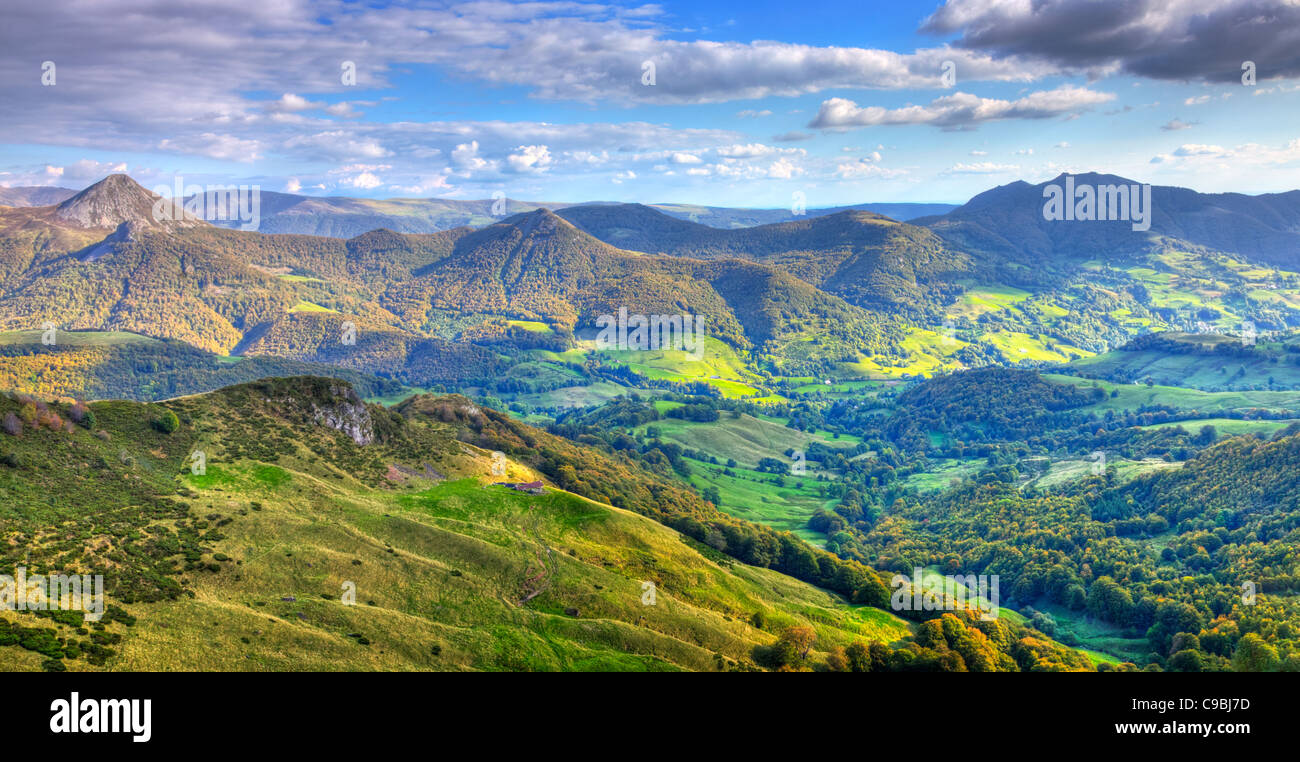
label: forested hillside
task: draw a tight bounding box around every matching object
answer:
[0,377,1091,672]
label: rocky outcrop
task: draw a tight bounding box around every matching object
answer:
[310,382,374,446]
[54,174,206,230]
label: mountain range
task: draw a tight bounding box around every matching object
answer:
[5,170,1300,673]
[0,182,956,236]
[3,171,1300,402]
[919,172,1300,273]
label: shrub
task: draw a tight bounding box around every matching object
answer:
[70,402,96,429]
[152,408,181,434]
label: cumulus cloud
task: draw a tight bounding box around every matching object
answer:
[157,134,263,162]
[451,141,493,174]
[0,159,130,187]
[1174,144,1226,156]
[266,94,325,113]
[1161,119,1198,131]
[0,0,1059,168]
[1151,138,1300,165]
[767,158,800,179]
[921,0,1300,83]
[282,131,388,161]
[506,145,553,174]
[809,85,1114,130]
[345,171,384,190]
[831,150,900,180]
[716,144,790,159]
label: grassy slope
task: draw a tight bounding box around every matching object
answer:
[1043,373,1300,414]
[630,412,860,543]
[0,379,911,672]
[1069,334,1300,391]
[638,412,854,469]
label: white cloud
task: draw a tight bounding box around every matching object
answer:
[0,159,130,187]
[506,145,553,174]
[809,85,1114,130]
[1151,138,1300,166]
[451,140,493,174]
[1174,144,1226,156]
[267,93,324,113]
[158,134,263,162]
[282,131,388,161]
[835,159,906,179]
[345,172,383,190]
[767,158,800,179]
[944,162,1019,174]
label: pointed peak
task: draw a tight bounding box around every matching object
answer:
[55,174,207,230]
[500,206,577,235]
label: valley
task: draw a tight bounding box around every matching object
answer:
[3,171,1300,672]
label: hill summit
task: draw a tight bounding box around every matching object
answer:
[54,174,206,229]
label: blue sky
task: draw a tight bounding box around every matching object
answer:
[1,0,1298,206]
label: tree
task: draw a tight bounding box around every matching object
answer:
[779,625,816,662]
[152,408,180,434]
[845,642,871,672]
[1168,649,1203,672]
[70,402,96,430]
[1232,634,1280,673]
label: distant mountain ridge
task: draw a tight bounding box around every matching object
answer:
[0,176,895,385]
[0,185,77,206]
[176,190,956,237]
[556,203,971,316]
[7,172,1300,394]
[919,172,1300,270]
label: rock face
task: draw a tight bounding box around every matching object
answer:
[78,220,140,262]
[54,174,206,229]
[310,382,375,446]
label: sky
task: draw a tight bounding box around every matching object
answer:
[0,0,1298,207]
